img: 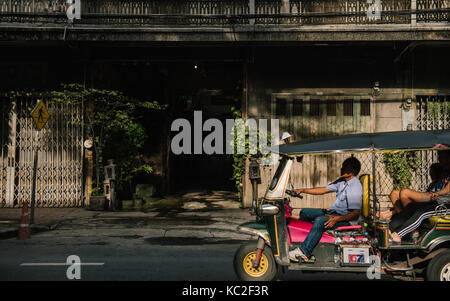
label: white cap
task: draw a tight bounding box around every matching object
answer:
[280,132,292,141]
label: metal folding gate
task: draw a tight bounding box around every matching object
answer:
[414,94,450,191]
[0,94,84,208]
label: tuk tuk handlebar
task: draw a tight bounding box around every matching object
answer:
[286,189,303,199]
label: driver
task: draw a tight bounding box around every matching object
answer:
[289,157,363,263]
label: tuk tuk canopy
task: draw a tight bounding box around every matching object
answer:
[276,130,450,156]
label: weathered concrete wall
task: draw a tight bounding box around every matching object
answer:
[0,24,449,43]
[242,44,450,208]
[0,42,448,204]
[375,98,403,133]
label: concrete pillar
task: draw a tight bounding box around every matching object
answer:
[249,0,255,25]
[281,0,290,24]
[84,146,93,206]
[84,101,95,207]
[411,0,417,26]
[281,0,290,14]
[6,100,17,206]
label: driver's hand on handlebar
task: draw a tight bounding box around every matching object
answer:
[294,188,305,194]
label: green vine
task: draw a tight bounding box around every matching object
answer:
[230,106,271,202]
[91,187,104,197]
[427,101,450,120]
[443,102,450,117]
[382,151,421,190]
[427,102,439,120]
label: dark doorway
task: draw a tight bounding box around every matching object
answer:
[168,62,242,192]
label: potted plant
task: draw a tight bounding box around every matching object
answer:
[89,187,108,210]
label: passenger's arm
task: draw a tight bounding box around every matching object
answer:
[432,182,450,198]
[294,187,331,195]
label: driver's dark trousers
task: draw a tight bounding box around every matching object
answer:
[299,208,350,258]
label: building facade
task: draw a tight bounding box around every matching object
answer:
[0,0,449,208]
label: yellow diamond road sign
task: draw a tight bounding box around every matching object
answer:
[31,100,50,131]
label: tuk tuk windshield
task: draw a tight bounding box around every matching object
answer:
[269,157,288,191]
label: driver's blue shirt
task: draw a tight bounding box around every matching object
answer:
[326,177,363,220]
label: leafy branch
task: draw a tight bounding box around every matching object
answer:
[382,151,421,190]
[50,83,166,195]
[229,106,271,202]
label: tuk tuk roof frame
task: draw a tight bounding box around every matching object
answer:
[275,130,450,157]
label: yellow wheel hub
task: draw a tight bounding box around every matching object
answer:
[242,251,269,277]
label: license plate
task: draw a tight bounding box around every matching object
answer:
[342,247,370,264]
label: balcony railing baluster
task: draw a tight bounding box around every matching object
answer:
[0,0,448,25]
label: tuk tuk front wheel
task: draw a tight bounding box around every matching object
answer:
[234,242,277,281]
[426,249,450,281]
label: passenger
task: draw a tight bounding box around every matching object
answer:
[388,184,450,243]
[427,163,448,193]
[289,157,363,263]
[388,150,450,243]
[379,150,450,221]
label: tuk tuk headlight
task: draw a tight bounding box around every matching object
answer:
[258,203,279,217]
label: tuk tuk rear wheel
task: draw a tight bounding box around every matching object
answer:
[426,249,450,281]
[234,242,277,281]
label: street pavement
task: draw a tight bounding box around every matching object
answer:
[0,191,252,281]
[0,191,393,281]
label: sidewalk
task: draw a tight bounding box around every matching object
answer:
[0,207,95,239]
[0,190,255,242]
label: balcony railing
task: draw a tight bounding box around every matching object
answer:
[0,0,448,26]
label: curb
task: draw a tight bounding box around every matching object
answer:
[0,223,58,240]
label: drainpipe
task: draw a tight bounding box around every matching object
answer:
[242,57,248,121]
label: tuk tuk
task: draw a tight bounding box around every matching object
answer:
[234,130,450,281]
